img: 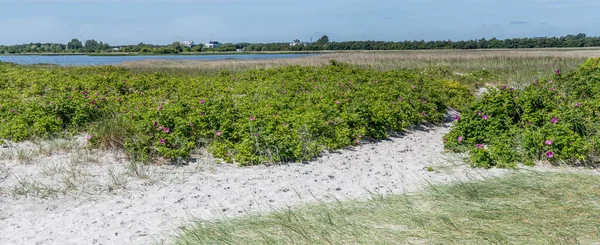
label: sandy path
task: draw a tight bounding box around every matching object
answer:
[0,117,507,245]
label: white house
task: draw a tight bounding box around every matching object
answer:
[290,39,310,47]
[181,40,194,48]
[205,40,222,48]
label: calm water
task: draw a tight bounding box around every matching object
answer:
[0,54,317,66]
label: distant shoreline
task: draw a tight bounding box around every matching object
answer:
[0,51,336,57]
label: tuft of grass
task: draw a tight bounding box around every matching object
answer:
[107,168,127,192]
[89,113,134,150]
[16,149,35,164]
[174,171,600,244]
[11,176,66,198]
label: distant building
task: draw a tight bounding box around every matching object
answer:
[205,40,222,48]
[290,39,310,47]
[181,40,194,48]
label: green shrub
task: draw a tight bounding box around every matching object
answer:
[0,62,472,165]
[445,57,600,167]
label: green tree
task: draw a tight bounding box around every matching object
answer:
[84,40,100,52]
[171,42,183,53]
[316,35,329,44]
[67,38,83,51]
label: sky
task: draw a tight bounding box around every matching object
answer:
[0,0,599,45]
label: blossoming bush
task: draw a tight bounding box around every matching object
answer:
[444,57,600,168]
[0,61,471,165]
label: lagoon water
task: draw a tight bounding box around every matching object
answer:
[0,53,317,66]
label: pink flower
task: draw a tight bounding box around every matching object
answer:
[546,151,554,158]
[283,90,287,93]
[200,99,205,104]
[157,105,162,110]
[550,87,555,91]
[398,97,402,101]
[153,121,158,126]
[91,100,97,104]
[475,144,484,149]
[249,116,255,121]
[157,126,163,131]
[86,135,92,140]
[411,85,415,89]
[457,136,463,142]
[421,112,426,117]
[423,100,428,104]
[50,101,55,105]
[117,97,122,101]
[545,140,553,145]
[163,127,170,134]
[189,123,194,127]
[254,133,258,137]
[477,110,482,116]
[556,70,561,75]
[335,100,340,104]
[358,134,363,138]
[548,80,553,84]
[139,91,143,95]
[482,115,489,120]
[575,102,581,107]
[355,139,360,144]
[160,139,165,145]
[200,112,205,116]
[216,131,222,136]
[455,115,460,121]
[551,118,558,124]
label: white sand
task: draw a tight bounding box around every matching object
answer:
[0,117,509,245]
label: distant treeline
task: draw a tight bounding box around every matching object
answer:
[1,33,599,54]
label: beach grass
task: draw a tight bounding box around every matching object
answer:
[174,171,600,245]
[121,49,600,86]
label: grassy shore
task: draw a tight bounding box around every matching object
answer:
[121,49,600,86]
[175,171,600,245]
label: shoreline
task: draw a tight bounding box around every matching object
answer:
[0,51,336,57]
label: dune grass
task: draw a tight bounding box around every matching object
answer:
[174,171,600,244]
[121,49,600,86]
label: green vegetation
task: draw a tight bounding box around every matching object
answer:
[0,61,471,165]
[444,57,600,168]
[174,171,600,244]
[242,33,600,51]
[2,33,600,54]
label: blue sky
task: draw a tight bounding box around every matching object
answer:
[0,0,598,45]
